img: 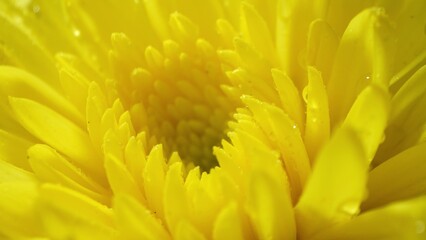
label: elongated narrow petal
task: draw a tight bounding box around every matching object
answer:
[343,85,390,162]
[39,183,117,239]
[28,144,109,204]
[0,129,33,170]
[0,66,84,126]
[114,194,171,240]
[0,160,41,238]
[327,8,394,125]
[296,127,368,239]
[164,162,189,234]
[9,97,102,179]
[312,196,426,240]
[304,66,330,161]
[213,202,245,240]
[364,142,426,210]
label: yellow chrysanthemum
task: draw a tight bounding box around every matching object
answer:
[0,0,425,239]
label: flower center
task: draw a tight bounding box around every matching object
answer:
[113,33,238,171]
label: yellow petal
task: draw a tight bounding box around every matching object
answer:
[313,196,426,240]
[327,8,394,125]
[9,97,102,180]
[296,127,368,239]
[246,170,296,240]
[143,0,172,39]
[104,154,146,205]
[242,95,310,201]
[169,12,199,47]
[175,0,223,43]
[391,65,426,126]
[143,144,167,220]
[0,129,33,170]
[164,162,188,234]
[58,61,90,114]
[375,66,426,163]
[113,194,171,240]
[0,159,41,238]
[28,144,110,205]
[306,19,339,83]
[275,0,327,89]
[304,66,330,161]
[213,202,245,240]
[343,85,390,162]
[0,13,57,83]
[363,142,426,210]
[240,2,276,65]
[39,183,116,240]
[272,68,304,132]
[124,136,147,187]
[386,0,426,87]
[0,66,84,127]
[233,38,270,80]
[86,82,108,153]
[175,220,207,240]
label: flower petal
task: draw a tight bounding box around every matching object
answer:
[113,194,171,240]
[0,66,84,127]
[363,142,426,210]
[272,68,304,132]
[39,184,117,239]
[343,85,390,162]
[375,66,426,163]
[213,202,246,240]
[246,170,296,240]
[242,95,310,201]
[327,8,395,125]
[304,66,330,161]
[0,160,41,238]
[312,196,426,240]
[0,12,57,83]
[104,153,146,206]
[306,19,339,83]
[9,97,102,179]
[240,2,276,65]
[164,162,189,235]
[0,129,33,170]
[175,220,207,240]
[296,127,368,239]
[28,144,110,204]
[143,144,167,220]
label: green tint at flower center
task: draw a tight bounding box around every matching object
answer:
[116,34,237,171]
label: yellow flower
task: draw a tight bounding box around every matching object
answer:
[0,0,425,239]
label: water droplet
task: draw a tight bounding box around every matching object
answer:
[292,124,297,129]
[339,200,360,216]
[416,221,425,234]
[73,28,81,37]
[365,75,371,81]
[302,86,309,103]
[32,4,40,14]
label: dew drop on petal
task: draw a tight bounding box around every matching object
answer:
[302,86,308,103]
[32,4,40,14]
[73,28,81,37]
[339,200,360,217]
